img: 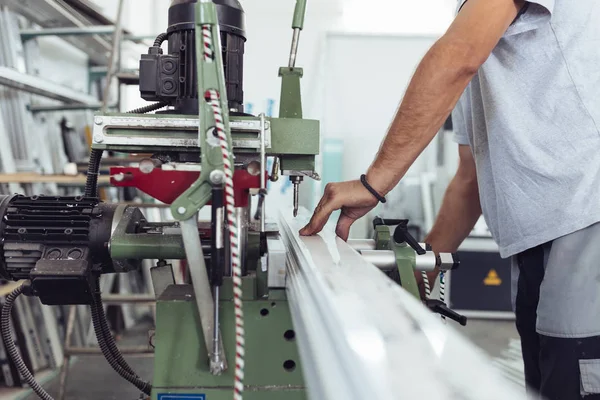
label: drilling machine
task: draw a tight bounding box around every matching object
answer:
[0,1,466,399]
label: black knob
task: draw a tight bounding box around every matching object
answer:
[393,220,426,255]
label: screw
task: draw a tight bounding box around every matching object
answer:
[177,206,186,215]
[210,170,225,185]
[94,116,103,125]
[93,134,104,143]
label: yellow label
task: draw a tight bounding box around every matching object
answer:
[484,269,502,286]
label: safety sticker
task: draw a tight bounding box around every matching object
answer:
[483,269,502,286]
[157,395,205,400]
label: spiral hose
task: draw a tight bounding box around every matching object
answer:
[126,102,168,115]
[89,291,152,395]
[1,284,54,400]
[153,32,168,48]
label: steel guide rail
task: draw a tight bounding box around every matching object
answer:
[279,209,531,400]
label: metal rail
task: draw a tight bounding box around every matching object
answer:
[279,209,531,400]
[0,67,98,104]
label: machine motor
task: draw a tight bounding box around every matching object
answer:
[139,0,246,114]
[0,195,122,305]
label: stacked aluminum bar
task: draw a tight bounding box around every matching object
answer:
[280,209,531,400]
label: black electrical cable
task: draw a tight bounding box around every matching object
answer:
[84,102,168,198]
[92,278,138,377]
[153,32,168,47]
[90,292,152,395]
[84,149,103,197]
[126,102,168,115]
[1,284,54,400]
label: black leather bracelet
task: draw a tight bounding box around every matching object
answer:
[360,174,386,203]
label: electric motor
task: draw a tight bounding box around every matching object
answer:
[139,0,247,114]
[0,195,121,305]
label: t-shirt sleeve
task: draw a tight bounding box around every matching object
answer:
[452,106,470,146]
[457,0,554,36]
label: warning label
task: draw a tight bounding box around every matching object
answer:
[484,269,502,286]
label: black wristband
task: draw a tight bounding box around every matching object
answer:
[360,174,386,204]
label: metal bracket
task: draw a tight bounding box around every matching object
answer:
[91,115,271,150]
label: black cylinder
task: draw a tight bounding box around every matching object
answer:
[166,0,246,114]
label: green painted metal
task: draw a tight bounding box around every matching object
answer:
[392,243,421,299]
[280,156,316,173]
[374,225,421,299]
[278,68,304,119]
[292,0,308,30]
[270,118,319,155]
[170,1,233,221]
[152,284,305,400]
[92,114,319,155]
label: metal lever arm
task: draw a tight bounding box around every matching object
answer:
[171,1,233,221]
[426,299,468,326]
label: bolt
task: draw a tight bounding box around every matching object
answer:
[210,170,225,185]
[139,158,156,174]
[113,173,125,182]
[177,206,187,215]
[94,116,103,125]
[265,121,270,130]
[93,134,104,143]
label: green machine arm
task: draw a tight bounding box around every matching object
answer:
[170,1,234,221]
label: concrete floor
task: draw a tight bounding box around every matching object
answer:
[17,319,520,400]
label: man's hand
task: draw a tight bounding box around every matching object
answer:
[299,180,379,241]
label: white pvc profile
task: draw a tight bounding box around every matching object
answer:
[280,209,532,400]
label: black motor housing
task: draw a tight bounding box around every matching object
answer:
[0,195,118,305]
[140,0,246,114]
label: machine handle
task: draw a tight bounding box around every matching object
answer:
[426,299,468,326]
[393,220,426,255]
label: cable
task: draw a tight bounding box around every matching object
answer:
[84,149,103,197]
[153,32,168,48]
[1,284,54,400]
[84,102,167,197]
[92,277,138,378]
[89,292,152,395]
[202,24,245,400]
[126,102,168,115]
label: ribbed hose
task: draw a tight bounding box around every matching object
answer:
[126,102,168,115]
[85,102,166,197]
[1,284,54,400]
[84,149,103,197]
[90,293,152,395]
[153,32,168,47]
[93,290,137,377]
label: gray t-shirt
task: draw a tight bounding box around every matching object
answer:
[453,0,600,258]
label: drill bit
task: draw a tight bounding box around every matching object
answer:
[293,181,299,217]
[290,176,303,217]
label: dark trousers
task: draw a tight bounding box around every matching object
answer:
[515,245,600,400]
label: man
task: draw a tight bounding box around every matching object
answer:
[300,0,600,399]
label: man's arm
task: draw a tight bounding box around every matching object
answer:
[301,0,525,238]
[419,145,482,291]
[366,0,525,195]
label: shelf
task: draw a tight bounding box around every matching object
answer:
[0,67,99,104]
[0,172,110,186]
[4,0,116,65]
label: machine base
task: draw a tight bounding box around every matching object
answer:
[152,284,306,400]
